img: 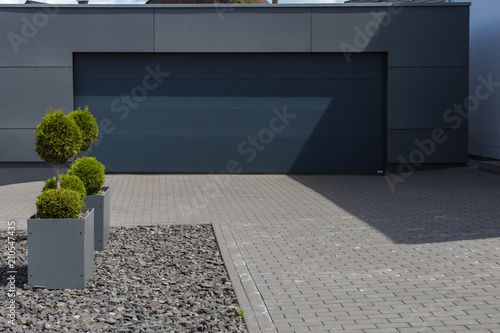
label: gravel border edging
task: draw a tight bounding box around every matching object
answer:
[212,221,277,333]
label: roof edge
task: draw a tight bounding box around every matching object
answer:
[0,2,471,7]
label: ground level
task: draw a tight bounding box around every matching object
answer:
[1,166,499,332]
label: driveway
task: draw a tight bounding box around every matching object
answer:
[1,166,499,332]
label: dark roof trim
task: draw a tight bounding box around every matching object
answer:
[7,2,471,7]
[345,0,448,3]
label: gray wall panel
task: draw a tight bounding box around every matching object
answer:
[155,8,311,52]
[385,7,468,67]
[388,67,469,129]
[0,129,40,162]
[312,8,391,53]
[0,68,73,128]
[0,7,154,66]
[387,129,468,163]
[312,6,469,67]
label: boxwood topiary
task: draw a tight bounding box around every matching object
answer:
[35,109,82,189]
[68,156,105,196]
[43,174,87,201]
[69,106,98,157]
[36,188,84,219]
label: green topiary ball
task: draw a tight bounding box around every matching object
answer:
[43,174,87,201]
[68,156,105,196]
[35,109,82,166]
[36,188,84,219]
[69,106,98,155]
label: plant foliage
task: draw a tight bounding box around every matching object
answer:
[36,188,84,219]
[43,174,87,201]
[69,106,98,156]
[68,156,105,196]
[35,109,82,167]
[34,109,82,188]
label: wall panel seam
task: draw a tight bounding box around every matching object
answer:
[468,142,500,148]
[388,66,468,69]
[309,8,312,52]
[388,129,467,131]
[153,8,156,52]
[0,66,72,69]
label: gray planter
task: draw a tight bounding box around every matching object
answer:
[27,208,95,289]
[84,186,110,251]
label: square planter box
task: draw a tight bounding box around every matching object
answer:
[84,186,110,251]
[27,208,95,289]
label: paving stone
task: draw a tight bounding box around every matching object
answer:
[1,167,499,332]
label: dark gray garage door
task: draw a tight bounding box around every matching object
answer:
[74,53,385,173]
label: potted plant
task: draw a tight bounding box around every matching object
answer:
[68,156,110,251]
[28,189,94,289]
[29,109,95,289]
[69,106,111,251]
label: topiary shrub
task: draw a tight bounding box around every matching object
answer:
[43,174,87,201]
[69,106,98,157]
[35,109,82,189]
[36,188,84,219]
[68,156,105,196]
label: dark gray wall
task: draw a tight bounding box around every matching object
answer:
[0,3,470,169]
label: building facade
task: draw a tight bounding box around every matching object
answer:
[0,3,470,176]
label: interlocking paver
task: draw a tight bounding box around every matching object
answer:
[1,166,500,332]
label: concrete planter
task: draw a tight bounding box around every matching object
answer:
[27,208,95,289]
[84,186,110,251]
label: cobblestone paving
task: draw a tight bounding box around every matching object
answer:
[1,166,499,332]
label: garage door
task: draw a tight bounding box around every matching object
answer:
[74,53,385,173]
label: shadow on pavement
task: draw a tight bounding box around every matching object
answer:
[289,167,500,244]
[0,163,69,187]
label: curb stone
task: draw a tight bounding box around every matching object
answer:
[212,221,277,333]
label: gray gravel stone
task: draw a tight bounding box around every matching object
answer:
[1,225,248,333]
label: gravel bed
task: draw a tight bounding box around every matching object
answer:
[1,225,248,333]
